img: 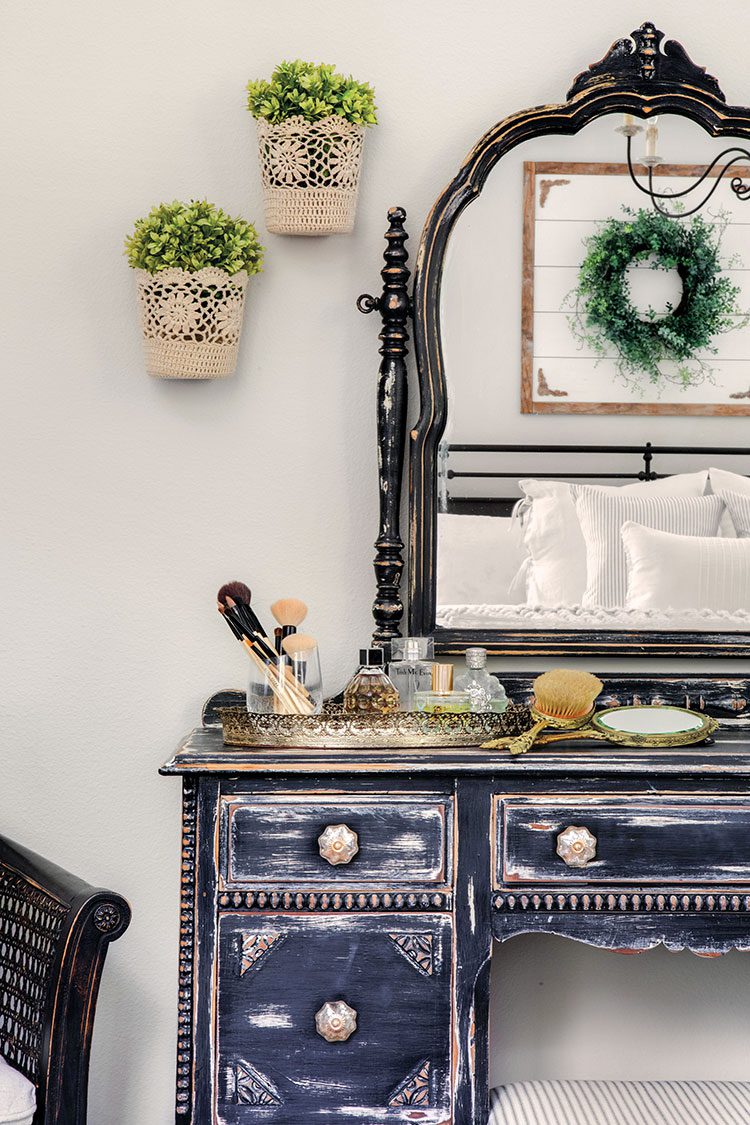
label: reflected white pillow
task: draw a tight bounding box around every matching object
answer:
[708,467,750,536]
[519,471,709,606]
[708,467,750,497]
[0,1054,35,1125]
[437,513,527,605]
[623,521,750,612]
[574,488,723,608]
[719,489,750,537]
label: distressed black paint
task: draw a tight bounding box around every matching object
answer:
[163,678,750,1123]
[0,835,130,1125]
[358,207,411,647]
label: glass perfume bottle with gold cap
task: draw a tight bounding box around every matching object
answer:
[413,663,471,714]
[343,648,400,715]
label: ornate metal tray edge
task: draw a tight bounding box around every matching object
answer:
[219,703,532,750]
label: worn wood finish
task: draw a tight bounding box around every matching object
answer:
[357,207,411,647]
[452,779,492,1125]
[498,795,750,885]
[215,913,452,1123]
[220,794,452,888]
[0,835,130,1125]
[404,21,750,656]
[164,677,750,1122]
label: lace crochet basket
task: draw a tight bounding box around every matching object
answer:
[135,267,249,379]
[256,115,366,235]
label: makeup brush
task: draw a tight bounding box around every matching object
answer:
[483,669,603,756]
[281,634,319,697]
[218,582,268,640]
[271,598,308,645]
[217,587,312,712]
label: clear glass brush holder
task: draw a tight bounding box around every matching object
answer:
[246,648,323,716]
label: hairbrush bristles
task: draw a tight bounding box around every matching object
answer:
[532,669,603,720]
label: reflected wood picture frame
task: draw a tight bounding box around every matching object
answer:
[521,161,750,416]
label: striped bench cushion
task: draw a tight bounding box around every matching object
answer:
[490,1080,750,1124]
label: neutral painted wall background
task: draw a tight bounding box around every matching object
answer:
[2,2,749,1121]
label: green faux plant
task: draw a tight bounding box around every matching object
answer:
[125,200,264,276]
[246,60,377,126]
[568,207,746,390]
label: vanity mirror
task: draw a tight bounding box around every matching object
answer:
[360,22,750,656]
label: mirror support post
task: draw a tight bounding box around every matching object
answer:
[357,207,412,648]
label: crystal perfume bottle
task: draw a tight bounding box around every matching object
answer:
[388,636,434,711]
[455,648,508,713]
[343,649,400,715]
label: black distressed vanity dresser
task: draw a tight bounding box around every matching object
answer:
[161,22,750,1123]
[161,675,750,1124]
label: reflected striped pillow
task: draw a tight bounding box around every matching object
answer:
[623,523,750,612]
[573,487,723,608]
[721,490,750,537]
[489,1080,750,1124]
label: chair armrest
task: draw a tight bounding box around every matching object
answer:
[0,835,130,1125]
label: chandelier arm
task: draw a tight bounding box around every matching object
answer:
[629,136,750,217]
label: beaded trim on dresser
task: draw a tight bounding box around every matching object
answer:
[494,891,750,913]
[175,780,197,1117]
[218,889,452,912]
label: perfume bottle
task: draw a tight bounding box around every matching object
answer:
[455,647,508,713]
[414,664,471,714]
[343,649,400,715]
[388,636,434,711]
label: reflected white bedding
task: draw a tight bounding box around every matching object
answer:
[437,601,750,631]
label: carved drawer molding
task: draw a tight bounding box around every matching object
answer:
[220,793,453,889]
[495,795,750,887]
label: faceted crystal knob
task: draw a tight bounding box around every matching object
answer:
[315,1000,357,1042]
[556,825,597,868]
[318,823,359,866]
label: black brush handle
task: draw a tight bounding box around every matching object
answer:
[221,612,244,641]
[241,602,267,638]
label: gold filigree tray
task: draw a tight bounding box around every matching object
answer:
[219,703,532,750]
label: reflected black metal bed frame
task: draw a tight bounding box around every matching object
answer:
[441,442,750,516]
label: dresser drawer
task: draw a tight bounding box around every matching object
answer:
[496,795,750,886]
[220,794,452,887]
[215,913,452,1124]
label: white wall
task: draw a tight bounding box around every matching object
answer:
[2,3,749,1121]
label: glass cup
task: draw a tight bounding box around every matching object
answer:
[246,647,323,715]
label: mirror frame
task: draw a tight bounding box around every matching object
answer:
[405,22,750,657]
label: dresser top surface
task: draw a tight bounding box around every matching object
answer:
[161,724,750,777]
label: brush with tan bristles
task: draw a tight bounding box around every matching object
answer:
[216,584,313,714]
[281,633,318,689]
[483,669,603,756]
[271,598,308,649]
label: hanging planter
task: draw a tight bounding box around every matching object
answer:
[247,61,377,236]
[125,200,264,379]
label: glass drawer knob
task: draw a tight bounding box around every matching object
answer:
[556,825,597,867]
[315,1000,357,1042]
[318,824,359,865]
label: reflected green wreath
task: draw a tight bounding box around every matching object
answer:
[568,207,746,391]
